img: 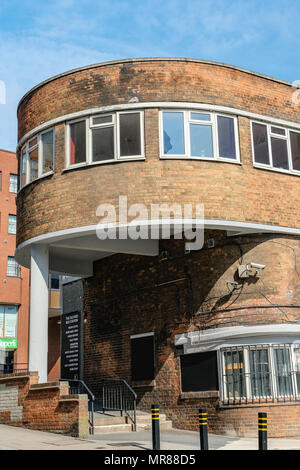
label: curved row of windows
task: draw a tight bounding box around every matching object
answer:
[18,108,300,190]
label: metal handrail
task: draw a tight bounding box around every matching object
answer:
[60,379,95,435]
[100,378,137,431]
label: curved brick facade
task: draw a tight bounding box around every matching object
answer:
[16,58,300,247]
[17,59,300,437]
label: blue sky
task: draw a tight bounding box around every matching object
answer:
[0,0,300,151]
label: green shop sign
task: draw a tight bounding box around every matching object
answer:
[0,338,17,349]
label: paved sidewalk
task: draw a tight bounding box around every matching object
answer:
[0,424,300,450]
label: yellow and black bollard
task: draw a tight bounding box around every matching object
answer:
[152,404,160,450]
[199,408,209,450]
[258,412,267,451]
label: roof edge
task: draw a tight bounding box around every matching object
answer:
[17,57,297,113]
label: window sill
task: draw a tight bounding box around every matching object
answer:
[131,379,156,388]
[180,391,219,400]
[17,171,54,194]
[253,163,300,177]
[160,156,242,165]
[62,157,146,173]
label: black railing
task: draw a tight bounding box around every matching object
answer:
[0,363,29,375]
[100,378,137,431]
[60,379,95,435]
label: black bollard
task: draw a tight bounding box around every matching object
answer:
[199,408,209,450]
[152,404,160,450]
[258,412,267,451]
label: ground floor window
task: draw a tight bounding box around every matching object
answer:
[180,351,219,392]
[221,344,300,403]
[130,333,155,381]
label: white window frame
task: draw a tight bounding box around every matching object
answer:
[221,343,300,402]
[66,110,145,168]
[9,174,18,194]
[159,109,240,163]
[251,120,300,176]
[8,214,16,235]
[7,256,20,278]
[19,128,55,190]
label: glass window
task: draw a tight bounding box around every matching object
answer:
[29,147,38,182]
[294,347,300,395]
[273,347,293,397]
[223,350,246,399]
[290,131,300,171]
[218,116,236,159]
[9,174,18,193]
[41,130,54,174]
[249,348,271,397]
[271,126,286,136]
[92,127,114,162]
[271,137,289,170]
[190,124,213,157]
[93,115,113,125]
[163,112,185,155]
[8,214,16,234]
[50,274,60,290]
[7,257,20,277]
[0,305,18,339]
[252,122,270,165]
[181,351,219,392]
[70,120,86,165]
[190,112,211,121]
[119,113,141,157]
[21,148,27,188]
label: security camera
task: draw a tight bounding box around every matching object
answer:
[249,262,266,270]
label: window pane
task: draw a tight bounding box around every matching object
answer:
[274,348,293,396]
[190,124,213,158]
[29,148,38,182]
[181,351,219,392]
[271,137,289,170]
[252,123,270,165]
[271,126,286,136]
[92,127,114,162]
[7,257,20,277]
[249,349,271,397]
[4,306,18,338]
[163,112,185,155]
[190,112,211,121]
[290,131,300,171]
[218,116,236,159]
[21,151,27,187]
[131,335,155,381]
[8,215,16,234]
[70,121,86,165]
[294,347,300,395]
[28,137,38,148]
[42,130,54,174]
[119,113,141,157]
[223,350,246,398]
[50,274,60,290]
[9,174,18,193]
[93,115,112,125]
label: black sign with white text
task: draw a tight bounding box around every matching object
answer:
[60,311,83,380]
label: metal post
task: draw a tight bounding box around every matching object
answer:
[199,408,209,450]
[152,404,160,450]
[258,412,267,450]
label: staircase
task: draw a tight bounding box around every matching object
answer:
[93,410,173,434]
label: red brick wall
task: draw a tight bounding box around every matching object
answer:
[16,59,300,247]
[0,372,88,437]
[83,232,300,437]
[0,149,30,366]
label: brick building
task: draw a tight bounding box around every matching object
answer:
[15,58,300,437]
[0,149,29,371]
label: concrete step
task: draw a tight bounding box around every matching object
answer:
[93,411,173,433]
[94,423,132,434]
